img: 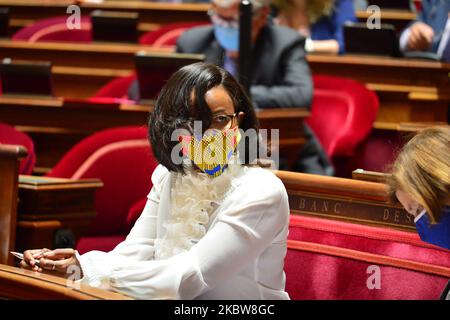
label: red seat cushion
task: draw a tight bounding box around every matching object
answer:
[286,215,450,299]
[47,126,149,178]
[76,235,126,254]
[47,127,159,241]
[310,75,379,158]
[285,242,449,299]
[92,74,137,99]
[352,129,405,173]
[139,21,210,47]
[12,16,92,43]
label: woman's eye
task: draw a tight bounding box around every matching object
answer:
[214,116,228,123]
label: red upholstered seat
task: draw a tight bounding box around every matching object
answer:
[310,75,379,176]
[46,126,159,254]
[139,21,210,47]
[286,215,450,299]
[12,16,92,43]
[352,129,406,173]
[92,74,136,99]
[0,122,36,174]
[127,197,148,231]
[76,235,127,254]
[310,75,379,157]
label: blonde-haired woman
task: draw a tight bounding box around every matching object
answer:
[271,0,356,54]
[388,126,450,250]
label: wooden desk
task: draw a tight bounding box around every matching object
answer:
[276,170,415,232]
[0,41,164,98]
[0,264,130,299]
[0,96,151,171]
[352,169,390,183]
[0,144,27,265]
[0,96,309,172]
[2,1,210,33]
[2,0,416,33]
[0,40,169,69]
[355,9,416,32]
[2,41,448,125]
[15,175,103,252]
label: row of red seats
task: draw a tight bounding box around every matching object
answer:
[11,16,206,47]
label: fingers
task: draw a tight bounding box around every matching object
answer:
[23,248,50,268]
[20,259,35,271]
[39,257,73,273]
[43,248,75,260]
[408,22,434,51]
[421,24,434,43]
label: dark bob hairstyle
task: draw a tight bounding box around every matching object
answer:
[149,62,260,173]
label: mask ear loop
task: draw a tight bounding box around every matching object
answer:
[414,208,427,223]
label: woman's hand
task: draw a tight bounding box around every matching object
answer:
[20,248,81,276]
[20,248,51,271]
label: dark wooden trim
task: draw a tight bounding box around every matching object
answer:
[275,170,415,231]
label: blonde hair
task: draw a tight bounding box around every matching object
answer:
[272,0,335,24]
[388,126,450,224]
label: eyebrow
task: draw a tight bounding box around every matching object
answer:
[212,109,228,115]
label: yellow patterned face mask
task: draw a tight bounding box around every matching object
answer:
[179,127,241,177]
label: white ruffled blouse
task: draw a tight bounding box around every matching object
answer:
[76,162,290,300]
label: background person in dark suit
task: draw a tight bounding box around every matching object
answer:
[175,0,334,175]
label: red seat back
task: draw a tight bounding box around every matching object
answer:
[0,122,36,174]
[352,129,406,173]
[285,215,450,299]
[92,74,137,99]
[139,21,210,47]
[46,126,158,237]
[12,16,92,43]
[309,75,379,158]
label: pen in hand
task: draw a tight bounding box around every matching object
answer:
[10,251,41,267]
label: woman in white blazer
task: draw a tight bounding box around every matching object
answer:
[20,62,290,300]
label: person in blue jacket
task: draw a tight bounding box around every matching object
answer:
[400,0,450,62]
[389,126,450,251]
[271,0,357,54]
[388,125,450,299]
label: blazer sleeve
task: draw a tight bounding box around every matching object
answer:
[250,38,313,109]
[77,173,289,300]
[75,165,168,289]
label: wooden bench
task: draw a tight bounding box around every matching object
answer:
[276,170,413,231]
[275,170,450,299]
